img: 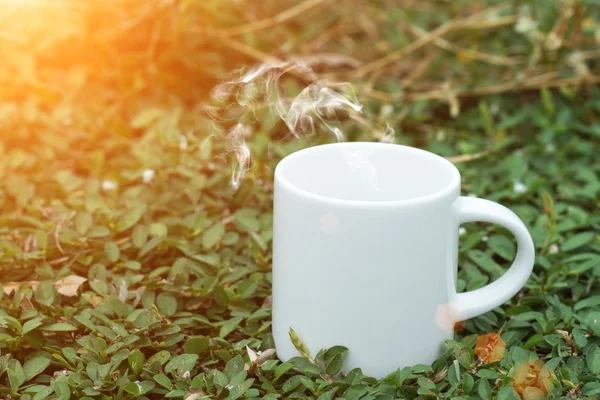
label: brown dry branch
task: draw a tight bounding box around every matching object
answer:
[364,74,600,102]
[217,36,316,81]
[300,21,361,52]
[402,52,438,86]
[409,25,521,67]
[446,151,490,164]
[353,4,515,77]
[213,0,332,37]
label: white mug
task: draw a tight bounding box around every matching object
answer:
[272,142,534,378]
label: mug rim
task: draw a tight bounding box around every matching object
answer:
[274,142,461,207]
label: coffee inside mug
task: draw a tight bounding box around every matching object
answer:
[276,142,460,202]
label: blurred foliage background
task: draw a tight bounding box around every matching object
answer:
[0,0,600,399]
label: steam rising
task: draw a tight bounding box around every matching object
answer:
[207,61,393,189]
[341,147,380,192]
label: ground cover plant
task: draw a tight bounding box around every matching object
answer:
[0,0,599,399]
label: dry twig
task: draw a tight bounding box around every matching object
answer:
[217,36,316,82]
[354,4,514,77]
[214,0,331,37]
[446,151,490,164]
[364,74,600,102]
[409,25,521,67]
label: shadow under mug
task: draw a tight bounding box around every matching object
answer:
[272,142,534,378]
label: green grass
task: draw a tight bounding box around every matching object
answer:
[0,0,600,399]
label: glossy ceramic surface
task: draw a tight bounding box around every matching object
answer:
[272,142,534,378]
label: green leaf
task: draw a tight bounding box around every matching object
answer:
[132,225,148,248]
[156,292,178,316]
[139,380,156,394]
[23,356,51,381]
[123,382,140,395]
[153,374,172,389]
[8,361,25,392]
[234,208,260,232]
[87,226,111,238]
[324,346,348,375]
[573,328,588,348]
[32,387,54,400]
[476,369,497,379]
[585,312,600,334]
[317,389,337,400]
[462,373,474,394]
[213,285,230,307]
[224,356,245,379]
[289,357,322,376]
[467,249,504,276]
[22,317,44,335]
[477,378,491,399]
[164,354,198,375]
[487,234,515,260]
[139,237,162,257]
[202,222,224,249]
[75,212,93,235]
[165,389,186,398]
[219,316,242,338]
[395,366,412,385]
[52,376,71,400]
[524,333,545,350]
[586,344,600,373]
[275,362,293,380]
[574,295,600,311]
[184,336,210,354]
[497,386,520,400]
[148,350,171,366]
[104,241,120,263]
[149,222,168,237]
[583,382,600,396]
[35,281,55,306]
[40,323,78,332]
[561,232,596,251]
[117,207,144,232]
[128,349,145,376]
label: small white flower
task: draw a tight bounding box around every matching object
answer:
[179,135,188,150]
[515,16,537,33]
[182,370,190,379]
[101,180,116,191]
[459,227,467,236]
[380,104,393,118]
[482,236,489,242]
[549,244,559,254]
[513,180,528,194]
[490,102,499,115]
[545,143,556,153]
[545,32,562,51]
[142,169,155,183]
[225,384,234,390]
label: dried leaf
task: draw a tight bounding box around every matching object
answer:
[247,346,258,362]
[3,281,40,295]
[474,333,506,364]
[54,275,87,297]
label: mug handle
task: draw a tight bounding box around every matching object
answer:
[453,197,535,320]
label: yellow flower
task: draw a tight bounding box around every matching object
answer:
[474,333,506,364]
[511,359,554,398]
